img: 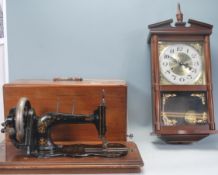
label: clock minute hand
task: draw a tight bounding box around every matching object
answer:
[184,63,192,70]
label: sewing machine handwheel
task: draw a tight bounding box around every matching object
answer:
[15,97,31,142]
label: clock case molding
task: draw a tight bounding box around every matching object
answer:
[148,15,217,143]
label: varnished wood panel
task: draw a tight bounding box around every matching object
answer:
[0,141,144,174]
[3,80,127,141]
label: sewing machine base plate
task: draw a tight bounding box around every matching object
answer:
[0,141,143,174]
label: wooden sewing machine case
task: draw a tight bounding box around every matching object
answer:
[0,79,143,174]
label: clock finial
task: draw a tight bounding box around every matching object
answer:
[176,3,183,23]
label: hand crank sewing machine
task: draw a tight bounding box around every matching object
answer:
[1,93,128,158]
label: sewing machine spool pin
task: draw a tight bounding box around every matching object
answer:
[71,98,75,114]
[56,97,60,113]
[101,89,106,105]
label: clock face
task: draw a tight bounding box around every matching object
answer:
[159,43,204,85]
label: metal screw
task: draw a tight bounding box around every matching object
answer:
[127,133,134,139]
[1,128,5,133]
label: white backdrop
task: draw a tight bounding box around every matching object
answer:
[0,45,4,124]
[0,0,8,126]
[3,1,218,175]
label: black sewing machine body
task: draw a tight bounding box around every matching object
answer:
[1,97,128,158]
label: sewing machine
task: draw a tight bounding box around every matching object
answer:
[1,94,128,158]
[0,80,143,173]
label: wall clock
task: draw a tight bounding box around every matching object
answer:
[148,4,216,143]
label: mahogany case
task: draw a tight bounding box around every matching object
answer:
[148,18,217,143]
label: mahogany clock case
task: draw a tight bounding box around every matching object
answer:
[148,18,216,143]
[0,80,143,173]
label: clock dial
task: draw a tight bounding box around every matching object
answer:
[159,43,203,85]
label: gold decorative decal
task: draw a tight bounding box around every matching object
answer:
[191,93,205,105]
[162,93,177,105]
[162,93,177,126]
[161,112,177,126]
[37,122,46,134]
[39,138,46,146]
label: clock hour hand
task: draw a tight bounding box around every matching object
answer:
[167,55,192,70]
[167,55,179,64]
[179,61,192,70]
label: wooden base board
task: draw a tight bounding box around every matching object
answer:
[159,134,209,144]
[0,141,143,174]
